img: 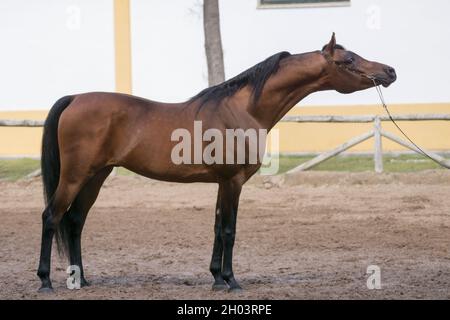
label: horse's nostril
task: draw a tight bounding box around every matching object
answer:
[385,67,396,79]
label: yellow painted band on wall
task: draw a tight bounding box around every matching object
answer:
[274,103,450,153]
[114,0,132,94]
[0,111,47,157]
[0,104,449,156]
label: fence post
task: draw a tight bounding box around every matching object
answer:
[374,116,383,173]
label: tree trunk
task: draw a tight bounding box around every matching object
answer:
[203,0,225,86]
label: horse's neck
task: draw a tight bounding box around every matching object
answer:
[249,52,329,129]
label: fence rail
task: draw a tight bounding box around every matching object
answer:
[0,119,44,127]
[1,114,449,173]
[1,114,449,127]
[280,113,450,173]
[281,114,450,123]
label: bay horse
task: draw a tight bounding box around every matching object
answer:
[37,33,396,292]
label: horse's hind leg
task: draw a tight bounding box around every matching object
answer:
[66,166,113,287]
[37,204,57,292]
[37,176,87,292]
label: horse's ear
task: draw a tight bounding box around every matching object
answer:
[323,32,336,56]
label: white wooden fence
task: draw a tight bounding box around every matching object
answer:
[280,114,450,173]
[1,114,449,174]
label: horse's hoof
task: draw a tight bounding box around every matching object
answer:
[228,286,243,293]
[38,287,54,294]
[80,279,90,287]
[212,284,228,291]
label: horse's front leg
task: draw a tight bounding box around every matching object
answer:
[218,178,242,291]
[209,188,228,291]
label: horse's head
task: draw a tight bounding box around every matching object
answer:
[321,33,396,94]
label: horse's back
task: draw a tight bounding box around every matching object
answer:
[57,92,214,180]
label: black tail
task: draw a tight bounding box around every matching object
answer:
[41,95,74,257]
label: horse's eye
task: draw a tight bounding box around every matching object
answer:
[345,57,354,64]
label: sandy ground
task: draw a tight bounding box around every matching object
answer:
[0,171,449,300]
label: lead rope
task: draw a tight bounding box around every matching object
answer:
[368,77,450,169]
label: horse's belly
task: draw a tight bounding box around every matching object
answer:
[121,156,218,183]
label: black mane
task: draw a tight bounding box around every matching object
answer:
[190,51,291,107]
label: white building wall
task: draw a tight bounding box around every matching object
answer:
[130,0,207,103]
[0,0,449,110]
[0,0,114,111]
[132,0,450,105]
